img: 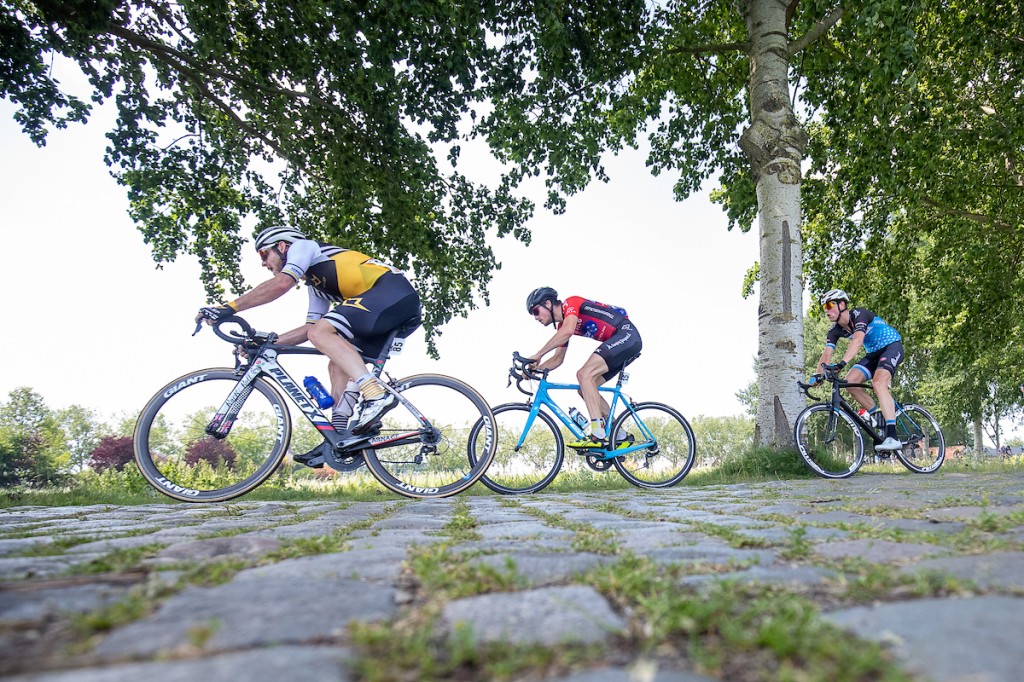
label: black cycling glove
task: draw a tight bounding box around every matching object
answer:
[198,306,236,322]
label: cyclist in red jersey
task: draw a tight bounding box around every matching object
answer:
[523,287,642,449]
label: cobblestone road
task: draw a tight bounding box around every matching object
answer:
[2,472,1023,681]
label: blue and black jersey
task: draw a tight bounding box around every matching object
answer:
[825,308,901,354]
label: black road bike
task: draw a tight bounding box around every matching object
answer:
[794,364,945,479]
[133,315,496,501]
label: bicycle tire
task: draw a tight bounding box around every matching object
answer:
[360,374,496,498]
[893,404,945,473]
[610,402,696,488]
[794,403,864,479]
[470,403,564,494]
[133,368,292,503]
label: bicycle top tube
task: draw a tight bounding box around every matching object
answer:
[208,314,415,368]
[538,379,622,394]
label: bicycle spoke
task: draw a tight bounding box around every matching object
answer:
[134,370,291,502]
[794,405,864,479]
[474,404,564,494]
[893,405,945,473]
[611,402,695,488]
[361,375,495,497]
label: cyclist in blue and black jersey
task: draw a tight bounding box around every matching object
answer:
[196,226,421,442]
[809,289,904,451]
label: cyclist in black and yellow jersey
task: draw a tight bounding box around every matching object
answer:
[197,226,421,440]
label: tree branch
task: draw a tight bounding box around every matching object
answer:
[663,41,749,57]
[788,7,845,56]
[920,197,1015,231]
[106,25,338,113]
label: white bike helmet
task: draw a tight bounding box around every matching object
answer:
[254,225,306,252]
[819,288,850,306]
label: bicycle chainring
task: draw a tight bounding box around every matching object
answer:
[324,447,367,472]
[585,455,613,471]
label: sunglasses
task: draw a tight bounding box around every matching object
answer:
[531,305,544,316]
[259,248,273,262]
[822,301,838,311]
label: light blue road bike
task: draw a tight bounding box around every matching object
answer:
[469,353,696,493]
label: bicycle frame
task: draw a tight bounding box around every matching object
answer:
[206,327,426,456]
[814,377,926,448]
[516,374,652,461]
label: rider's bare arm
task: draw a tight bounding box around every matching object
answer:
[275,323,314,346]
[227,273,297,312]
[536,345,568,372]
[531,313,577,367]
[838,331,866,366]
[816,346,834,371]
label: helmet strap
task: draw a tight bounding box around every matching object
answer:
[547,300,560,328]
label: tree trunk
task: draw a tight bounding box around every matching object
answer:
[973,414,984,455]
[742,0,808,448]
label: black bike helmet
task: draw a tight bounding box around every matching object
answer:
[526,287,558,314]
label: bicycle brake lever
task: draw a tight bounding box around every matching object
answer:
[192,321,203,336]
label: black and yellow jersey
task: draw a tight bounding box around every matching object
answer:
[280,239,402,322]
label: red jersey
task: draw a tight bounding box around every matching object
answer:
[561,296,629,342]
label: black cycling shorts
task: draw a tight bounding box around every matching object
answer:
[852,341,904,379]
[322,273,422,359]
[595,321,643,382]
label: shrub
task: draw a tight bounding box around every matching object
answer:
[88,436,136,472]
[185,438,237,468]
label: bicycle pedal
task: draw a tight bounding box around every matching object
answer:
[567,440,605,451]
[293,442,329,466]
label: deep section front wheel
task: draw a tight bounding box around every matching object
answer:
[471,403,564,494]
[610,402,696,488]
[133,368,292,502]
[794,404,864,479]
[360,374,496,498]
[893,404,945,473]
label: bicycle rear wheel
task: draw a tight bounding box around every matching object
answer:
[470,403,564,494]
[610,402,696,488]
[893,405,945,473]
[794,404,864,479]
[133,369,292,502]
[360,374,495,498]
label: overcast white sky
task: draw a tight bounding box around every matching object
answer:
[0,86,763,426]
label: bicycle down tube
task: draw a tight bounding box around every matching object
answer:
[523,379,649,459]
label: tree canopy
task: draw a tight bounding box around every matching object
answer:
[481,0,1022,444]
[6,0,1020,443]
[2,0,548,346]
[799,0,1024,436]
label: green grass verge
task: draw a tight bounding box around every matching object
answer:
[4,448,1024,508]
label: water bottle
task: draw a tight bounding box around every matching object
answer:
[303,376,335,409]
[569,407,588,430]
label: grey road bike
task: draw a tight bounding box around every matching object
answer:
[133,315,496,502]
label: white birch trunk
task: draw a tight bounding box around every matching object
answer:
[973,415,984,455]
[742,0,808,448]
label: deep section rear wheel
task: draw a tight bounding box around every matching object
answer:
[893,404,945,473]
[471,403,564,494]
[610,402,695,488]
[794,404,864,479]
[133,369,292,502]
[360,374,495,498]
